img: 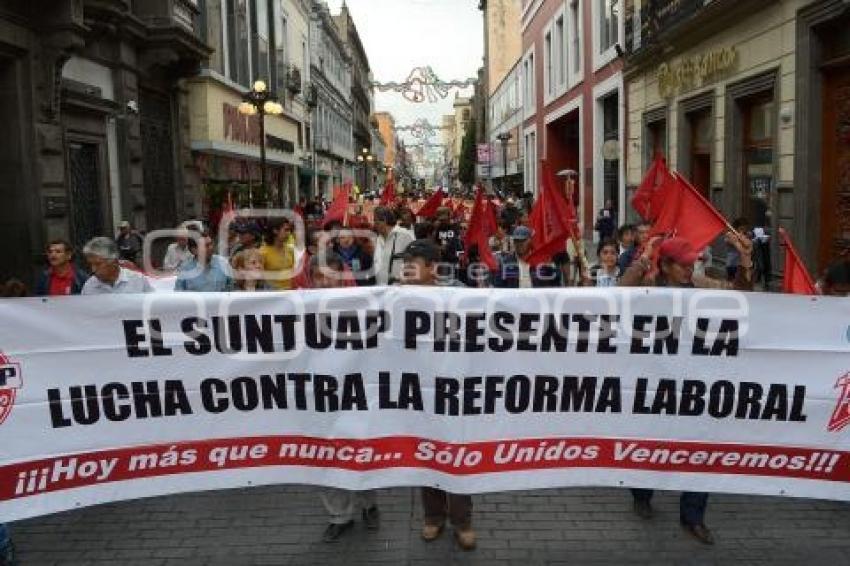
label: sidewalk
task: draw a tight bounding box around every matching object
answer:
[10,486,850,565]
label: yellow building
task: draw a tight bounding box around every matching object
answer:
[373,112,397,172]
[190,0,313,208]
[482,0,523,95]
[624,0,850,273]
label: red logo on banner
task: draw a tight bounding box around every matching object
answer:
[0,351,22,426]
[827,372,850,432]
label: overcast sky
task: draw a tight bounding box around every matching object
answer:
[325,0,483,159]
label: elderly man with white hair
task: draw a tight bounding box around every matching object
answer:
[81,237,153,295]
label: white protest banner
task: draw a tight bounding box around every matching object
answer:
[1,287,850,521]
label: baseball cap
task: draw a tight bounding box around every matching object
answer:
[659,237,700,265]
[403,239,441,263]
[118,220,130,229]
[511,226,533,241]
[235,221,260,234]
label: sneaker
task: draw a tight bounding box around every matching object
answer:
[683,523,715,545]
[633,499,653,519]
[322,520,354,543]
[454,527,477,551]
[362,505,380,531]
[421,522,444,542]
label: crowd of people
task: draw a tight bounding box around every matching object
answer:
[5,195,848,300]
[2,188,850,561]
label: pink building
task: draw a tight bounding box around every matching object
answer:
[521,0,625,236]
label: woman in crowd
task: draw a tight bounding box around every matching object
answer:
[260,219,296,291]
[333,227,374,286]
[582,239,621,287]
[232,249,270,292]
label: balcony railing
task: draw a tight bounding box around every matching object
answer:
[625,0,711,56]
[132,0,201,35]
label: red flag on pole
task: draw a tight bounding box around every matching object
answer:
[631,154,672,221]
[464,187,499,271]
[323,183,351,227]
[779,227,816,295]
[379,178,396,206]
[525,161,580,267]
[416,189,445,219]
[650,173,728,252]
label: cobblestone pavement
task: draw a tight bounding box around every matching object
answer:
[9,486,850,565]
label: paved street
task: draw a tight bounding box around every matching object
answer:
[9,486,850,565]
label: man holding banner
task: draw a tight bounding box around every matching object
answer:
[621,231,754,545]
[401,240,476,551]
[311,252,381,542]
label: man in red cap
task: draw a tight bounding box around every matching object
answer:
[620,231,753,545]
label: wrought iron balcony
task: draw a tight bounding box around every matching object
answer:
[130,0,211,75]
[625,0,711,56]
[132,0,200,33]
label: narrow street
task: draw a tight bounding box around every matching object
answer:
[12,486,850,565]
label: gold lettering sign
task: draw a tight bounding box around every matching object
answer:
[657,47,738,98]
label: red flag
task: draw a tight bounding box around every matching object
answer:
[464,187,498,271]
[525,161,579,266]
[650,173,727,252]
[379,179,396,206]
[631,154,672,221]
[416,189,445,219]
[323,183,351,227]
[485,199,500,236]
[779,227,816,295]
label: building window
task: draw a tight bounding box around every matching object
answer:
[644,117,667,168]
[202,0,226,74]
[525,131,537,195]
[570,0,581,76]
[599,0,619,54]
[544,30,553,98]
[741,96,775,228]
[523,49,536,117]
[226,0,251,87]
[555,14,566,90]
[687,109,713,198]
[274,8,288,97]
[251,0,274,84]
[601,91,620,214]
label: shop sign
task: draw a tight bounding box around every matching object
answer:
[477,143,492,164]
[223,103,262,145]
[657,47,738,98]
[223,103,295,154]
[267,135,295,154]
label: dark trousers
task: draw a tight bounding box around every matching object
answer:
[421,488,473,529]
[631,489,709,526]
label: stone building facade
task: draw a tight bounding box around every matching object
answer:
[0,0,210,283]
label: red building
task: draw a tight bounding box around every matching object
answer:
[521,0,625,237]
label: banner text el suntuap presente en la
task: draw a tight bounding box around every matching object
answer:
[1,286,849,521]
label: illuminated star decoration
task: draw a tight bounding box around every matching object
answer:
[373,66,476,104]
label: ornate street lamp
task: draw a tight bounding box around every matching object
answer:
[303,82,319,199]
[238,80,284,205]
[496,131,513,198]
[357,147,375,193]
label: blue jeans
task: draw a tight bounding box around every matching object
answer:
[631,489,709,526]
[0,523,9,555]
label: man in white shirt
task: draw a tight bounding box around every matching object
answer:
[81,237,154,295]
[162,224,195,272]
[373,207,414,285]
